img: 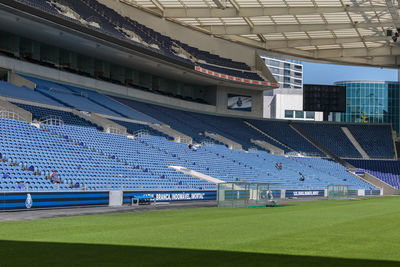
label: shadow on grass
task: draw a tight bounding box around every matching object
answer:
[0,240,398,267]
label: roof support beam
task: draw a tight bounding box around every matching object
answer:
[307,46,400,58]
[230,35,387,49]
[160,6,388,18]
[205,21,393,35]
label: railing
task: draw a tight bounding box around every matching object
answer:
[40,115,64,126]
[133,129,150,137]
[0,110,26,121]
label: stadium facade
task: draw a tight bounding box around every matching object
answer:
[332,81,400,135]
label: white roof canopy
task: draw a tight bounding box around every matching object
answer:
[123,0,400,68]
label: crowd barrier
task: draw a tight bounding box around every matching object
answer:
[0,189,381,210]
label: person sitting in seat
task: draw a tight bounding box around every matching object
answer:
[50,170,61,184]
[18,181,25,189]
[299,172,305,182]
[74,182,80,188]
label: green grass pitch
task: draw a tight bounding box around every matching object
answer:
[1,197,400,266]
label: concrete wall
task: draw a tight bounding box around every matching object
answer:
[98,0,256,68]
[273,89,323,121]
[216,86,264,117]
[0,55,266,118]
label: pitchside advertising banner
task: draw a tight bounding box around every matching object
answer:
[0,191,217,210]
[285,190,325,198]
[227,94,252,112]
[123,191,217,203]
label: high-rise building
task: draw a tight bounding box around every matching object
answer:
[261,57,323,121]
[263,57,303,89]
[332,81,399,134]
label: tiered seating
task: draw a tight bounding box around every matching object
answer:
[12,0,261,81]
[111,97,288,151]
[347,124,395,159]
[0,116,375,191]
[0,118,213,191]
[0,81,61,106]
[42,124,214,190]
[13,103,95,127]
[248,119,323,156]
[65,86,159,123]
[20,76,119,116]
[139,139,373,190]
[347,159,400,189]
[111,119,170,139]
[295,122,361,158]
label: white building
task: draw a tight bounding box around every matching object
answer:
[262,57,323,121]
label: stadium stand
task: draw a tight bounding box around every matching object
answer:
[111,119,170,139]
[12,0,264,81]
[0,112,375,192]
[347,124,395,159]
[247,119,323,156]
[12,103,96,127]
[0,81,62,106]
[347,159,400,189]
[111,96,288,151]
[294,122,362,158]
[0,118,214,191]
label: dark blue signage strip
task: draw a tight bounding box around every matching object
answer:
[123,191,217,203]
[285,190,325,198]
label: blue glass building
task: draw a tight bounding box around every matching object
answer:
[332,81,399,133]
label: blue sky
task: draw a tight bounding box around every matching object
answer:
[302,61,398,85]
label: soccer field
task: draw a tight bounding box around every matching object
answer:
[1,197,400,266]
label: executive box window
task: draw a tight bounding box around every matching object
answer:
[285,110,294,118]
[306,111,315,119]
[295,110,304,118]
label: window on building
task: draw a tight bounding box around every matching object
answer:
[270,67,280,74]
[284,77,291,83]
[294,86,302,89]
[283,84,291,88]
[269,60,280,67]
[295,110,304,118]
[294,79,302,84]
[284,70,290,76]
[306,112,315,119]
[284,63,291,68]
[285,110,294,118]
[294,72,302,77]
[294,65,302,70]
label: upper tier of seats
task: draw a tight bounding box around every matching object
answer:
[294,122,362,158]
[347,124,395,159]
[0,81,61,106]
[0,117,373,191]
[13,0,263,81]
[347,159,400,189]
[0,77,157,123]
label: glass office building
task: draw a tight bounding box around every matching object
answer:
[332,81,400,133]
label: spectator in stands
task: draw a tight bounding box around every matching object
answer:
[299,172,305,182]
[74,182,80,188]
[18,181,25,189]
[50,170,61,184]
[275,163,282,170]
[2,173,9,179]
[28,165,35,172]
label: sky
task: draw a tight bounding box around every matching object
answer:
[302,61,398,85]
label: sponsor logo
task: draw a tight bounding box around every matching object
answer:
[25,194,33,209]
